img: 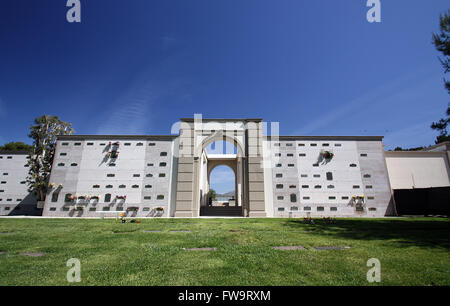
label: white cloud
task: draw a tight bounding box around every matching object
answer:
[96,80,157,135]
[383,121,437,150]
[161,36,177,51]
[96,40,195,135]
[0,97,4,143]
[293,68,435,135]
[0,97,5,117]
[97,101,150,135]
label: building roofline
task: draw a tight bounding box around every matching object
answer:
[422,141,450,151]
[384,150,447,157]
[56,134,385,141]
[0,150,30,155]
[180,118,263,122]
[266,135,384,141]
[57,135,178,141]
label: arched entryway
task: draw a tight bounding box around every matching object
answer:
[199,137,244,216]
[173,117,267,218]
[208,164,237,206]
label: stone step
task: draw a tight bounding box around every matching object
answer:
[200,206,243,216]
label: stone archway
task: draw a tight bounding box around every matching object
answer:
[207,161,238,205]
[173,117,267,218]
[198,135,243,216]
[200,156,243,216]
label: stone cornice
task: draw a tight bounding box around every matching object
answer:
[266,135,384,141]
[57,135,178,141]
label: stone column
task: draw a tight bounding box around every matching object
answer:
[174,121,195,217]
[247,121,267,217]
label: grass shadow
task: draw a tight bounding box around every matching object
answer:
[283,218,450,250]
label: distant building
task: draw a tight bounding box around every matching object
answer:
[385,142,450,190]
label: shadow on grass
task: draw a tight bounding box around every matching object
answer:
[283,218,450,250]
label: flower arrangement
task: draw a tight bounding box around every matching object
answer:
[352,195,365,201]
[107,151,120,159]
[155,207,164,212]
[322,150,334,159]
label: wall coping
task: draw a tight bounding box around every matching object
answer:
[384,151,447,157]
[266,135,384,141]
[57,135,178,141]
[0,151,30,155]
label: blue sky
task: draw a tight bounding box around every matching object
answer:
[0,0,449,157]
[209,165,235,194]
[206,141,237,193]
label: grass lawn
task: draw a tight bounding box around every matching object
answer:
[0,217,449,286]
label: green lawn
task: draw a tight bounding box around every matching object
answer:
[0,217,449,286]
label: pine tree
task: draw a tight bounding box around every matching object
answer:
[431,10,450,143]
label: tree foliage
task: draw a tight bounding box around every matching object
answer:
[26,115,74,201]
[393,146,426,152]
[432,10,450,84]
[209,189,217,201]
[431,10,450,143]
[0,141,33,152]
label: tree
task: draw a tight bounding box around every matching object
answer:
[208,188,217,204]
[0,141,33,152]
[431,10,450,143]
[433,10,450,93]
[209,189,217,200]
[393,146,426,152]
[26,115,74,202]
[431,111,450,143]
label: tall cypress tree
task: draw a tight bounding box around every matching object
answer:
[431,10,450,144]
